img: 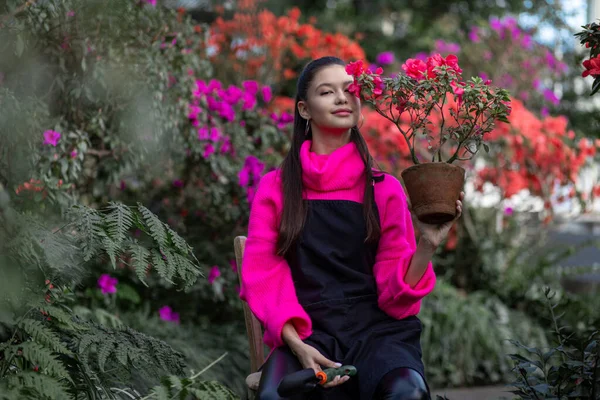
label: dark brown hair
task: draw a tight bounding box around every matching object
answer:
[276,56,381,257]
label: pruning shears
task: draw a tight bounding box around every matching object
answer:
[277,365,357,397]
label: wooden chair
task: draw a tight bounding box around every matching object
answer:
[234,236,265,397]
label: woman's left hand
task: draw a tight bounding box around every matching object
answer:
[414,191,464,249]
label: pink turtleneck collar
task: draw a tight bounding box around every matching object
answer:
[299,139,366,195]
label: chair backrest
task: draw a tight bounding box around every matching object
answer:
[234,236,265,373]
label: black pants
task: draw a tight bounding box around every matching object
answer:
[256,347,430,400]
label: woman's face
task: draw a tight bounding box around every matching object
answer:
[298,64,361,133]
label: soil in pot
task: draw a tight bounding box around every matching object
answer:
[401,163,465,225]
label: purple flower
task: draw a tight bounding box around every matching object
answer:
[468,26,480,43]
[145,0,157,6]
[172,179,184,188]
[489,17,503,33]
[209,127,221,142]
[198,126,209,140]
[241,93,257,111]
[270,112,294,129]
[239,155,265,188]
[542,89,559,106]
[520,34,532,50]
[203,143,215,159]
[208,266,221,284]
[504,206,514,216]
[220,85,243,104]
[261,86,272,103]
[541,107,549,117]
[242,80,259,95]
[70,150,78,158]
[230,259,238,273]
[158,306,180,323]
[43,130,61,146]
[533,78,541,90]
[375,51,395,66]
[479,72,489,81]
[97,274,118,294]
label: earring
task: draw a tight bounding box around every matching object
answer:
[304,119,311,136]
[358,113,365,129]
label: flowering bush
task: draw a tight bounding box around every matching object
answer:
[347,54,511,164]
[576,21,600,95]
[206,1,365,86]
[368,17,568,117]
[475,100,597,204]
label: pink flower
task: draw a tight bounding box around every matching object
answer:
[375,51,395,66]
[241,93,257,110]
[450,81,465,101]
[43,130,61,146]
[198,127,209,140]
[70,150,78,158]
[239,155,265,187]
[348,82,362,97]
[270,112,294,129]
[145,0,157,6]
[261,86,273,103]
[208,266,221,284]
[209,127,221,141]
[203,143,215,158]
[402,59,427,80]
[230,259,238,273]
[504,206,514,216]
[97,274,118,294]
[468,26,480,43]
[427,54,462,75]
[66,10,75,17]
[345,60,365,77]
[242,80,259,95]
[158,306,180,323]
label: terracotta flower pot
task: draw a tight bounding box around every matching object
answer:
[401,163,465,225]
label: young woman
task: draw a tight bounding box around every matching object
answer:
[240,56,463,400]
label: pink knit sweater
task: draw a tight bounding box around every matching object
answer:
[240,140,436,349]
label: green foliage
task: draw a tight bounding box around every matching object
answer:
[421,279,549,388]
[508,288,600,399]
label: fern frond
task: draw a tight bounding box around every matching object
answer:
[151,249,173,283]
[167,226,190,255]
[137,204,167,247]
[97,337,116,372]
[18,319,72,355]
[18,342,72,382]
[192,381,238,400]
[105,202,134,245]
[7,371,73,400]
[68,205,103,261]
[102,236,119,269]
[172,253,202,288]
[37,304,84,332]
[128,242,150,284]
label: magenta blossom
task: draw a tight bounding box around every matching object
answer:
[70,150,78,158]
[208,266,221,284]
[239,155,265,187]
[145,0,157,6]
[375,51,395,65]
[504,206,514,216]
[97,274,118,294]
[262,86,273,103]
[158,306,180,323]
[43,130,61,146]
[468,26,480,43]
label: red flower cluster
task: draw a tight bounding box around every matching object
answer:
[582,55,600,78]
[401,54,462,81]
[208,4,365,84]
[474,100,595,200]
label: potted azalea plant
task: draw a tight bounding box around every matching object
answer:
[575,20,600,95]
[346,54,512,224]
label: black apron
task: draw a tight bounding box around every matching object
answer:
[284,177,426,400]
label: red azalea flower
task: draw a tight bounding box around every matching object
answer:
[582,55,600,78]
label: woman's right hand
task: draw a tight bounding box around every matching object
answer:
[289,342,350,389]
